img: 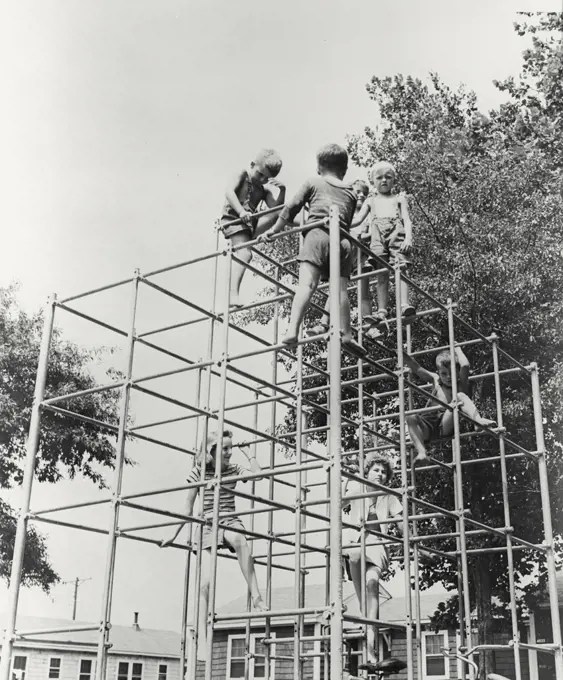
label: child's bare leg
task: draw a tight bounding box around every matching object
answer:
[285,262,321,343]
[197,550,212,661]
[376,271,389,314]
[360,278,373,319]
[347,549,364,605]
[228,232,252,307]
[365,566,381,663]
[340,278,365,354]
[407,414,431,462]
[453,393,496,429]
[226,531,267,611]
[254,213,278,235]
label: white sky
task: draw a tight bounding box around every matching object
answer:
[1,0,560,632]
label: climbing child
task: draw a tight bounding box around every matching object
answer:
[403,347,496,463]
[258,143,365,355]
[221,149,286,308]
[353,161,415,337]
[342,454,403,672]
[307,179,371,337]
[160,430,267,660]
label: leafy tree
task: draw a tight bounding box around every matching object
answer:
[0,286,121,592]
[242,12,563,676]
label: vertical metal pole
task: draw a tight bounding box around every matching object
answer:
[204,242,234,680]
[446,299,474,679]
[294,341,305,680]
[0,295,56,680]
[328,205,344,680]
[244,395,260,680]
[394,265,414,680]
[72,577,79,621]
[530,363,563,680]
[491,338,522,680]
[181,366,204,680]
[406,323,423,680]
[189,230,221,680]
[94,272,140,680]
[264,261,281,680]
[356,242,369,668]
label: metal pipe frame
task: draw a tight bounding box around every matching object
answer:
[2,202,561,680]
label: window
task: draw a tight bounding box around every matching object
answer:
[117,662,143,680]
[12,656,27,680]
[157,666,167,680]
[49,659,62,679]
[422,631,449,679]
[227,635,274,680]
[79,659,93,680]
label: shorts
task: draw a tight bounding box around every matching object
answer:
[297,227,353,281]
[222,218,257,239]
[342,528,389,577]
[417,409,446,439]
[370,221,410,266]
[200,516,245,552]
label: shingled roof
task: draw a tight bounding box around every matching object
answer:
[0,615,181,658]
[218,583,449,626]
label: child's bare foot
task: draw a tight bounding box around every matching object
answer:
[342,335,366,356]
[229,294,243,309]
[282,333,298,346]
[474,416,496,430]
[413,450,429,465]
[253,596,268,612]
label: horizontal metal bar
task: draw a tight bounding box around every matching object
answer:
[215,606,326,622]
[59,277,134,304]
[16,625,100,637]
[342,614,407,630]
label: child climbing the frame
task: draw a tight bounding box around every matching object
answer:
[160,430,267,661]
[342,453,403,673]
[307,179,372,337]
[353,161,415,338]
[257,143,365,355]
[221,149,286,309]
[404,346,496,463]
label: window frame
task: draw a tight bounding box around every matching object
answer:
[78,658,95,680]
[48,657,62,680]
[115,661,143,680]
[421,630,450,680]
[157,664,167,680]
[11,654,28,680]
[226,633,275,680]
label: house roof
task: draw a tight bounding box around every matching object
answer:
[218,584,449,627]
[0,615,181,658]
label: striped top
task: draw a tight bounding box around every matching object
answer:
[187,464,247,517]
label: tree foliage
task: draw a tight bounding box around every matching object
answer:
[242,12,563,672]
[0,286,121,592]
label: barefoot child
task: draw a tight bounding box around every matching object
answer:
[258,143,365,355]
[160,430,267,660]
[353,161,415,336]
[221,149,286,308]
[342,455,403,672]
[308,179,371,337]
[404,347,496,463]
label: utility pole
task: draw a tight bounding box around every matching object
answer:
[60,577,92,620]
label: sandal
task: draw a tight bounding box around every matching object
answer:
[365,310,389,333]
[401,304,416,325]
[364,325,383,341]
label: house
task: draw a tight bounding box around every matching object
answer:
[528,570,563,680]
[0,613,181,680]
[202,584,537,680]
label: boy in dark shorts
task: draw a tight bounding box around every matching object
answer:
[221,149,285,308]
[160,430,266,660]
[403,347,496,463]
[258,144,365,354]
